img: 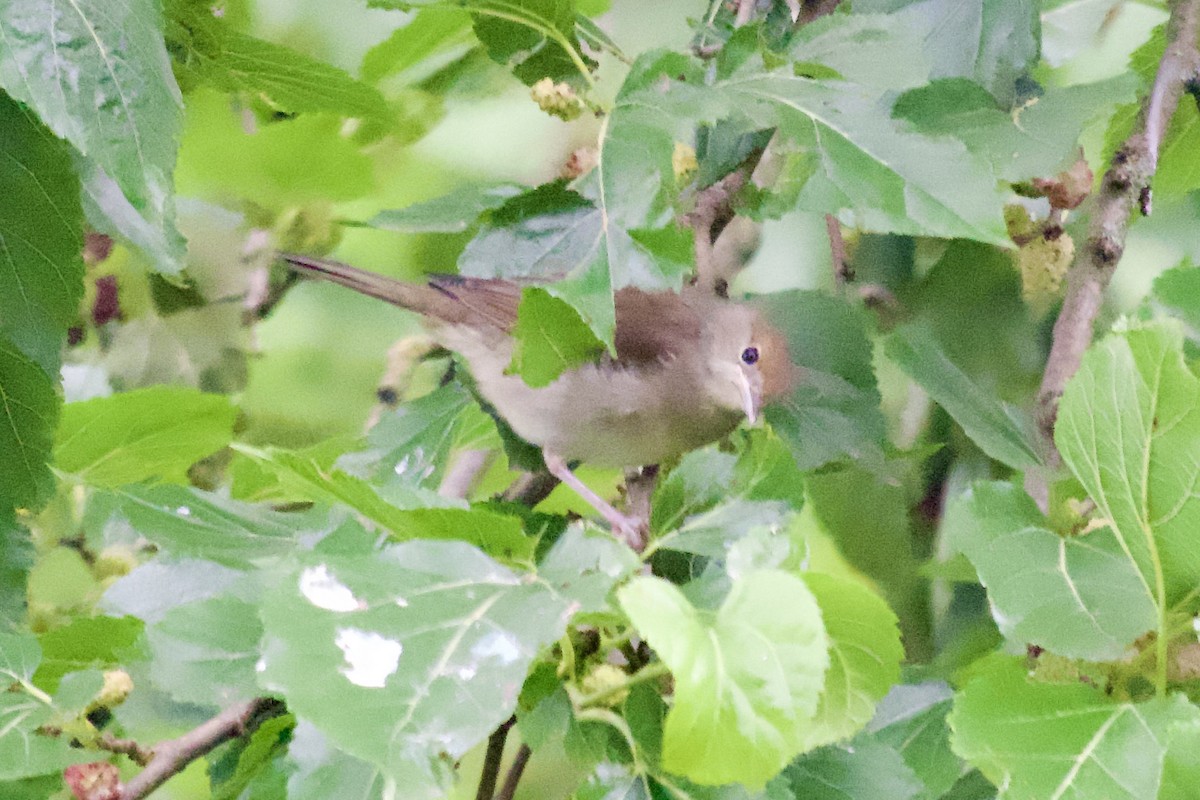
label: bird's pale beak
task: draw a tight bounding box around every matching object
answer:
[737,371,758,425]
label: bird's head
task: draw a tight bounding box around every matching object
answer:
[707,309,795,424]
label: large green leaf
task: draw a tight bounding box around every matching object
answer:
[166,0,389,120]
[0,343,59,512]
[0,96,81,511]
[716,75,1009,246]
[777,740,924,800]
[865,683,960,799]
[894,75,1136,182]
[0,513,34,625]
[1055,323,1200,605]
[368,182,523,233]
[618,571,829,787]
[0,95,84,375]
[851,0,1039,106]
[360,7,474,84]
[259,535,632,798]
[799,573,902,750]
[234,446,533,561]
[950,658,1200,799]
[55,386,238,488]
[109,485,302,569]
[946,481,1156,661]
[0,0,185,272]
[147,595,262,706]
[886,324,1044,470]
[761,292,887,471]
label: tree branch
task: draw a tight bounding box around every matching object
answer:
[826,213,852,286]
[494,744,532,800]
[118,697,285,800]
[475,716,514,800]
[683,149,766,296]
[1034,0,1200,458]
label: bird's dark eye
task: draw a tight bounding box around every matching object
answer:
[741,346,760,365]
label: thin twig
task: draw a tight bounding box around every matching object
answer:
[475,717,514,800]
[735,0,758,27]
[118,697,285,800]
[826,213,852,286]
[500,470,560,506]
[97,733,153,767]
[439,449,493,500]
[494,744,532,800]
[795,0,843,25]
[683,149,766,295]
[1034,0,1200,462]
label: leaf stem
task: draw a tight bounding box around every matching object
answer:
[577,661,670,708]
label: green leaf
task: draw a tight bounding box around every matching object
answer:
[760,292,887,471]
[147,595,263,705]
[0,95,84,374]
[865,683,960,799]
[167,0,389,120]
[509,288,604,386]
[1153,263,1200,331]
[458,182,690,345]
[471,0,595,86]
[0,342,59,511]
[0,0,185,272]
[361,7,474,83]
[258,535,624,796]
[790,13,930,90]
[778,741,924,800]
[851,0,1039,106]
[800,573,902,750]
[894,76,1137,182]
[653,499,792,559]
[55,386,238,488]
[0,514,33,625]
[234,446,533,560]
[210,712,295,800]
[945,481,1156,661]
[109,485,301,569]
[0,633,89,780]
[618,571,829,787]
[33,616,143,693]
[715,75,1009,246]
[1055,323,1200,604]
[368,182,524,233]
[950,658,1200,799]
[886,324,1043,470]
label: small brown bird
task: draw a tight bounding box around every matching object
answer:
[280,254,794,545]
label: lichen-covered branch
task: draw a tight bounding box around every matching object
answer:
[1035,0,1200,457]
[118,697,285,800]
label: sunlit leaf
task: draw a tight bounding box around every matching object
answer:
[619,571,828,787]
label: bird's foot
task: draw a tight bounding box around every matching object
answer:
[542,449,649,552]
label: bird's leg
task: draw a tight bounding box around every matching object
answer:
[542,450,647,551]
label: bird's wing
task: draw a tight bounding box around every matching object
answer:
[613,288,703,365]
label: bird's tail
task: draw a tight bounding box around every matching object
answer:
[278,252,448,317]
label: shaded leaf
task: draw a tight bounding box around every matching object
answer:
[259,536,627,797]
[778,740,923,800]
[0,0,185,272]
[55,387,238,488]
[0,343,59,511]
[950,658,1200,799]
[945,481,1156,660]
[1055,323,1200,603]
[368,182,523,233]
[886,324,1043,470]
